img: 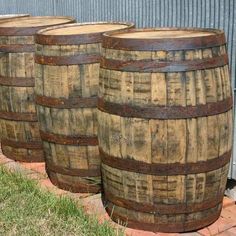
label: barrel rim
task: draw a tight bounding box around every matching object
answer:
[0,14,30,18]
[102,27,226,51]
[35,21,135,45]
[0,16,76,36]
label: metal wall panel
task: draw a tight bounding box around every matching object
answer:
[0,0,235,177]
[233,90,236,179]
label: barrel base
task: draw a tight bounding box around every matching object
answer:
[46,169,101,194]
[102,196,222,233]
[1,144,44,163]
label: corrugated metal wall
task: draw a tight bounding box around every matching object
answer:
[0,0,235,178]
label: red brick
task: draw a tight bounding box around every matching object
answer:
[217,232,233,236]
[97,212,111,224]
[198,214,236,236]
[223,197,236,209]
[4,161,34,174]
[180,233,201,236]
[125,228,158,236]
[32,165,46,174]
[20,162,46,174]
[82,194,106,216]
[125,227,201,235]
[197,227,211,236]
[0,155,13,165]
[26,172,46,181]
[217,227,236,236]
[39,178,55,189]
[217,217,236,233]
[227,227,236,235]
[221,206,236,222]
[1,160,14,166]
[52,188,68,196]
[207,216,223,235]
[67,192,91,200]
[205,227,218,236]
[154,232,180,236]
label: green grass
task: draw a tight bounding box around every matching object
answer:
[0,168,123,236]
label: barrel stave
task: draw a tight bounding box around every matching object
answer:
[100,46,230,106]
[35,44,101,98]
[101,161,229,231]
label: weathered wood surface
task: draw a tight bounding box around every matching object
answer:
[0,14,29,20]
[98,28,233,233]
[35,22,134,193]
[0,16,75,162]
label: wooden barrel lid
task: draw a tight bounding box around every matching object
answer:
[35,22,135,45]
[0,16,76,36]
[116,30,214,38]
[102,27,226,51]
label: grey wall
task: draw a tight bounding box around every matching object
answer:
[0,0,235,178]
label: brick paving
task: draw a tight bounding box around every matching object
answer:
[0,149,236,236]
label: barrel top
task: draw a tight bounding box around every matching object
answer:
[0,14,29,19]
[115,30,214,39]
[41,22,133,35]
[102,28,226,51]
[35,22,134,45]
[0,16,75,36]
[0,16,74,27]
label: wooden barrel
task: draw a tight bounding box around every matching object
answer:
[98,28,233,232]
[0,16,75,162]
[34,22,135,193]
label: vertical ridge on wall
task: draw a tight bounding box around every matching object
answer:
[0,0,235,178]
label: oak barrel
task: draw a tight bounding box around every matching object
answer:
[98,28,233,232]
[34,22,134,193]
[0,16,75,162]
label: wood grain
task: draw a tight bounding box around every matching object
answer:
[35,22,134,193]
[99,29,233,232]
[0,17,75,162]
